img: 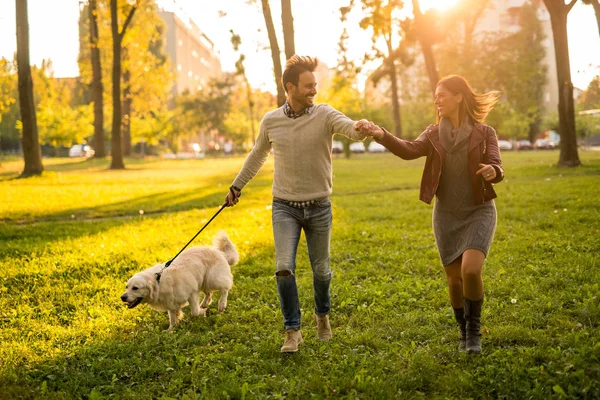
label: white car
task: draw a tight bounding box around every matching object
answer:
[332,140,344,154]
[68,144,95,158]
[534,139,556,150]
[368,141,386,153]
[497,140,513,151]
[349,142,366,153]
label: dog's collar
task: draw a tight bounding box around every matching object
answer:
[155,259,174,283]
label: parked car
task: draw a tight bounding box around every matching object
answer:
[534,139,556,150]
[497,140,513,151]
[332,140,344,154]
[349,142,366,153]
[368,141,387,153]
[68,144,95,158]
[515,140,533,150]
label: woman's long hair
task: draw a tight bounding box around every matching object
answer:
[436,75,501,124]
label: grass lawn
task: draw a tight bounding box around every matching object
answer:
[1,150,599,399]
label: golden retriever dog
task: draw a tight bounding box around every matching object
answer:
[120,231,239,329]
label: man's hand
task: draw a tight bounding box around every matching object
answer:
[354,119,385,140]
[225,186,242,207]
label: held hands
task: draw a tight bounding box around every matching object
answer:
[476,163,497,182]
[354,119,385,140]
[225,186,242,207]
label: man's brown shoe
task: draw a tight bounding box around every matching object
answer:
[315,314,332,341]
[280,329,303,353]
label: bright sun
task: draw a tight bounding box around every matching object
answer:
[419,0,458,12]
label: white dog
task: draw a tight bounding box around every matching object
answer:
[120,231,239,329]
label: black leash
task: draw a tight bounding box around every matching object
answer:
[155,188,239,282]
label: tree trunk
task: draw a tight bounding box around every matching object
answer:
[412,0,438,97]
[591,0,600,39]
[281,0,295,60]
[260,0,286,106]
[463,1,489,58]
[89,0,105,158]
[529,116,542,144]
[110,0,124,169]
[386,39,402,138]
[389,63,402,138]
[109,0,136,169]
[244,78,256,145]
[544,0,580,167]
[122,76,132,156]
[122,56,132,156]
[16,0,43,176]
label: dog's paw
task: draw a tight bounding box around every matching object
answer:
[199,308,207,317]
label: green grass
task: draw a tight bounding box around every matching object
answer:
[1,150,599,399]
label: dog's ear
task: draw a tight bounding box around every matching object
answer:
[144,275,158,301]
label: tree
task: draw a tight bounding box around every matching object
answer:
[174,75,235,150]
[487,2,547,142]
[89,0,105,158]
[260,0,286,106]
[230,30,257,146]
[1,59,93,154]
[32,61,93,148]
[0,59,17,120]
[79,1,171,159]
[109,0,138,169]
[223,86,276,150]
[542,0,581,167]
[582,0,600,39]
[434,0,492,86]
[122,48,132,155]
[281,0,295,59]
[322,2,363,157]
[580,75,600,109]
[0,58,19,152]
[410,0,439,96]
[15,0,43,176]
[120,5,171,156]
[360,0,408,138]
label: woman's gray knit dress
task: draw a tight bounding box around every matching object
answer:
[433,117,496,266]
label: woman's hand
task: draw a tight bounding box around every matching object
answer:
[476,163,496,182]
[354,120,384,140]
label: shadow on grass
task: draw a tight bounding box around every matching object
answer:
[0,157,219,180]
[0,181,276,272]
[2,172,273,225]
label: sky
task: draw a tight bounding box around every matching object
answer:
[0,0,598,92]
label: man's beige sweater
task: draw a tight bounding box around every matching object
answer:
[232,104,364,201]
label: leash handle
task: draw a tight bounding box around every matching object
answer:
[156,203,228,282]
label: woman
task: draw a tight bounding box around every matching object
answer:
[359,75,504,354]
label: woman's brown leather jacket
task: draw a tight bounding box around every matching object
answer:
[376,123,504,205]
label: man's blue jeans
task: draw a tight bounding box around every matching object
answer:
[272,197,332,331]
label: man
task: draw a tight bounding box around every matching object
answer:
[225,55,367,353]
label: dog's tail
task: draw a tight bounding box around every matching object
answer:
[213,231,239,266]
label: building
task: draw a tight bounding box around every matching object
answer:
[158,3,222,98]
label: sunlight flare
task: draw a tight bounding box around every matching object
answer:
[419,0,458,12]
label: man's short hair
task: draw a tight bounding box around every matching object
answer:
[282,55,319,92]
